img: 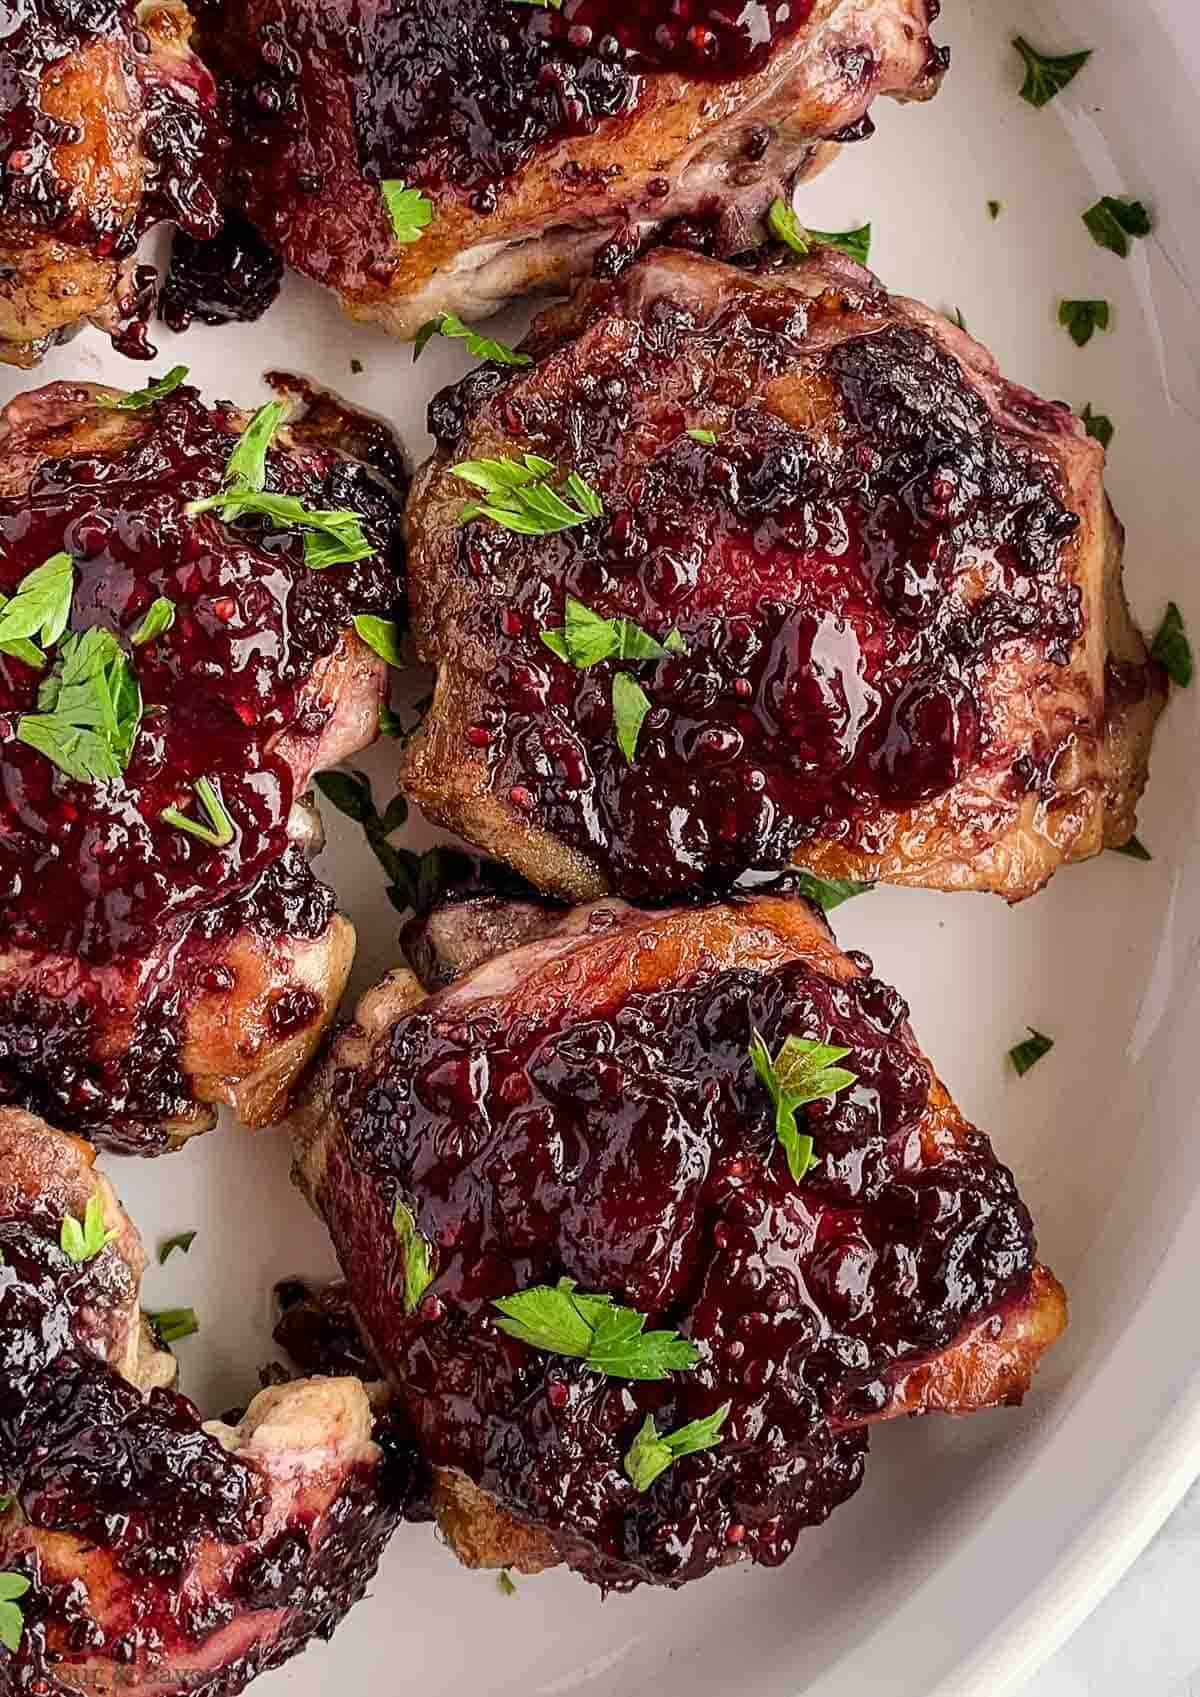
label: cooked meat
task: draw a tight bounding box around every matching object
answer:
[288,885,1067,1591]
[401,246,1166,905]
[0,1,225,368]
[184,0,944,339]
[0,1108,416,1695]
[0,378,406,1153]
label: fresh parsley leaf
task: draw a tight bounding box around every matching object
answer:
[453,454,604,536]
[1081,404,1114,449]
[161,776,236,848]
[147,1307,199,1345]
[98,365,188,411]
[382,180,434,244]
[189,489,373,570]
[1059,299,1110,346]
[226,401,286,492]
[158,1230,196,1264]
[987,199,1004,220]
[17,627,142,783]
[767,197,810,255]
[1013,37,1091,107]
[612,672,652,765]
[623,1402,731,1493]
[493,1277,700,1381]
[378,701,404,738]
[805,223,871,264]
[687,428,719,446]
[59,1194,119,1264]
[1111,835,1152,862]
[749,1029,856,1182]
[540,596,681,669]
[1008,1028,1054,1076]
[315,768,459,919]
[0,1496,11,1515]
[1150,602,1193,686]
[315,768,374,825]
[496,1570,517,1597]
[792,871,874,911]
[353,614,403,667]
[0,552,73,649]
[0,1572,31,1654]
[951,306,968,331]
[1082,196,1152,258]
[130,596,176,646]
[393,1199,435,1312]
[414,310,532,367]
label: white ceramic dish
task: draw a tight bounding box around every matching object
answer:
[11,0,1199,1691]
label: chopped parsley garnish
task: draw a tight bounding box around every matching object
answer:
[1082,196,1152,258]
[1081,404,1114,449]
[612,673,653,765]
[353,614,403,668]
[414,310,531,367]
[147,1307,199,1345]
[98,365,188,411]
[17,627,142,784]
[314,768,471,917]
[767,197,810,255]
[59,1194,119,1264]
[496,1571,517,1597]
[452,453,603,535]
[540,597,685,668]
[158,1230,196,1264]
[1150,602,1193,687]
[378,701,404,738]
[1059,299,1110,346]
[951,306,968,331]
[225,400,285,492]
[687,428,719,446]
[1008,1029,1054,1076]
[0,1572,31,1654]
[1012,37,1091,107]
[623,1403,731,1493]
[130,596,176,646]
[987,199,1004,220]
[493,1277,701,1381]
[0,1497,11,1516]
[804,222,871,265]
[161,776,236,848]
[382,180,434,243]
[1111,836,1151,862]
[749,1029,856,1182]
[393,1200,435,1312]
[0,552,73,655]
[792,870,874,911]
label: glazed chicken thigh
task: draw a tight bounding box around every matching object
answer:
[402,246,1165,904]
[185,0,945,338]
[0,0,225,367]
[0,378,405,1153]
[0,1109,412,1695]
[289,883,1066,1590]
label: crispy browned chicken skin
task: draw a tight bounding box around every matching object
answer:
[402,246,1165,905]
[0,1,225,366]
[187,0,944,338]
[289,883,1066,1589]
[0,1109,414,1695]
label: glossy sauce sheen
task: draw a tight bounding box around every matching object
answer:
[433,288,1082,898]
[328,930,1036,1588]
[0,0,225,250]
[0,385,400,964]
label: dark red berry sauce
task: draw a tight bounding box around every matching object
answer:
[0,0,225,253]
[428,271,1083,899]
[161,211,285,333]
[0,382,402,964]
[322,900,1037,1589]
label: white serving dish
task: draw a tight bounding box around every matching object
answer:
[12,0,1200,1691]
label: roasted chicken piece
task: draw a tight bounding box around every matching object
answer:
[0,377,405,1153]
[184,0,945,339]
[0,1108,416,1695]
[402,246,1166,904]
[289,883,1067,1591]
[0,0,225,367]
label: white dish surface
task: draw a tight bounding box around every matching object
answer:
[9,0,1200,1691]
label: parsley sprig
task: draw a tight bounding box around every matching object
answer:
[60,1194,119,1264]
[1013,37,1091,107]
[160,776,236,848]
[158,1231,196,1264]
[792,871,874,912]
[0,552,73,669]
[98,365,188,411]
[147,1307,199,1344]
[1081,404,1114,449]
[131,596,176,646]
[382,180,434,243]
[749,1030,857,1181]
[623,1403,731,1492]
[314,768,475,918]
[539,596,684,765]
[0,1572,31,1654]
[17,626,142,784]
[1059,299,1110,347]
[1008,1028,1054,1076]
[414,311,531,368]
[493,1277,700,1381]
[1150,603,1193,687]
[452,453,604,536]
[393,1200,435,1312]
[1083,196,1152,258]
[766,199,871,264]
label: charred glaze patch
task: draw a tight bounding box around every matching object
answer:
[432,291,1082,899]
[0,0,225,251]
[324,933,1036,1589]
